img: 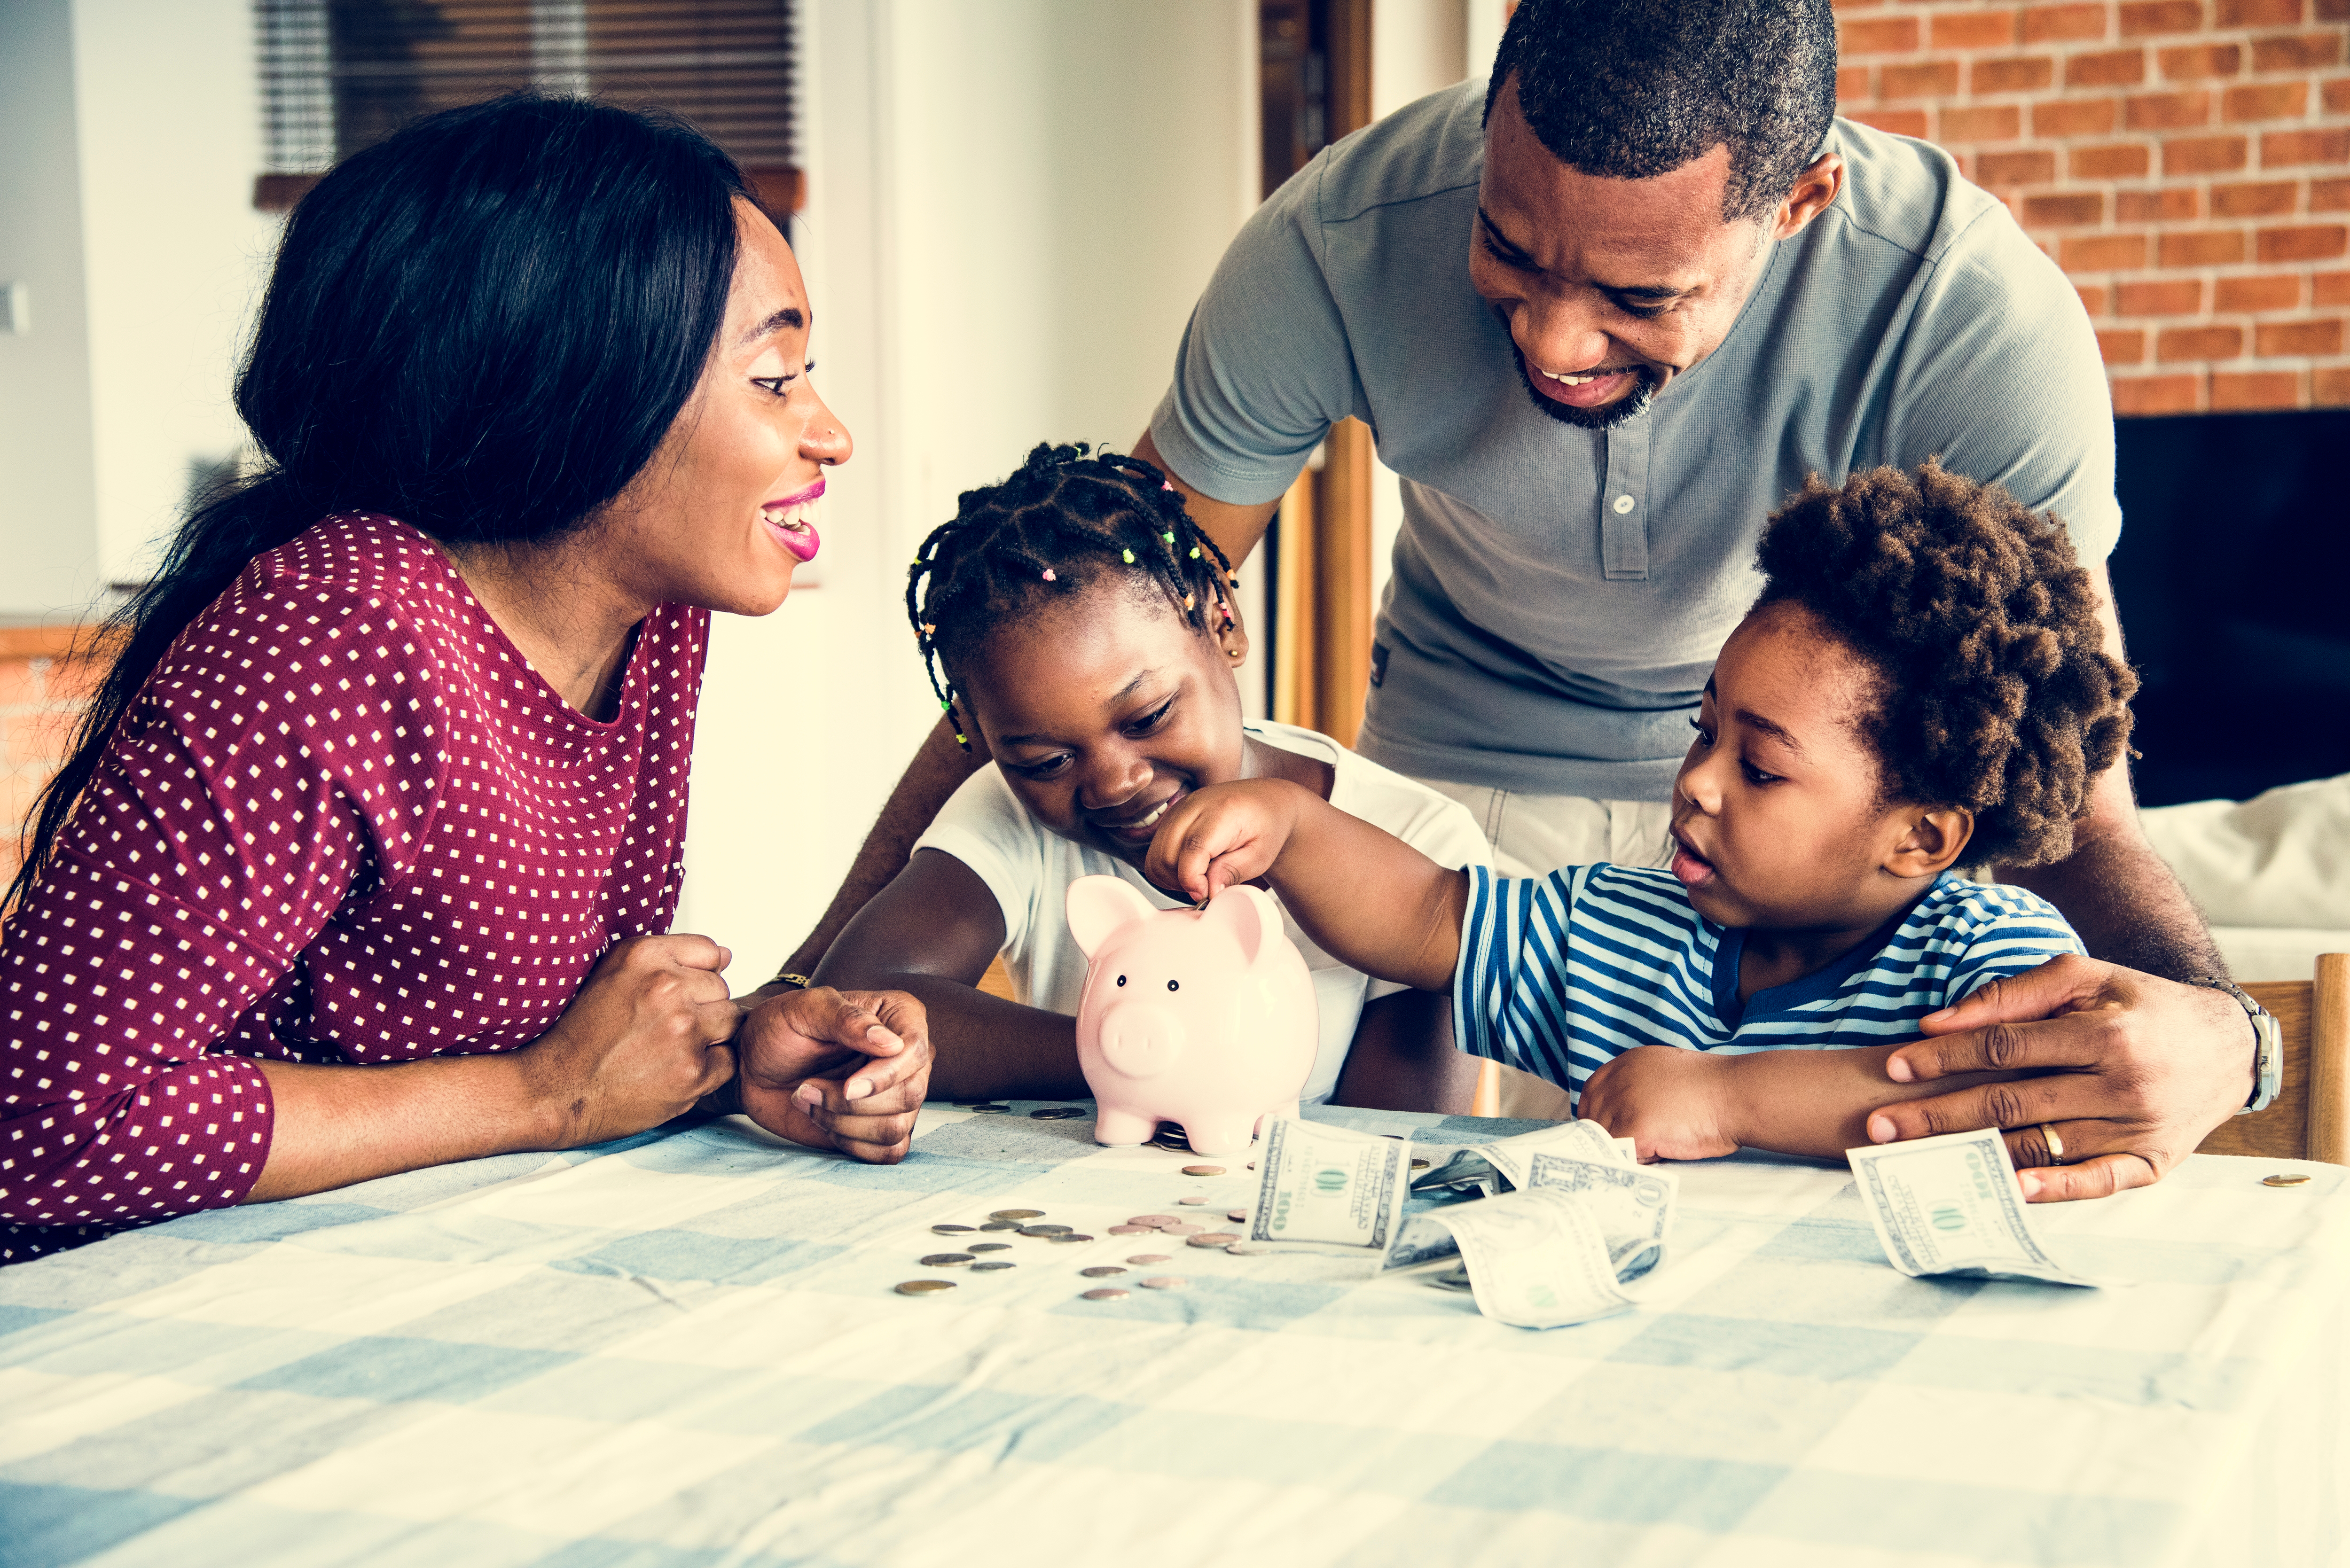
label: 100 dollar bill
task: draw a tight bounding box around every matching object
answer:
[1845,1127,2101,1287]
[1248,1119,1410,1255]
[1428,1187,1640,1328]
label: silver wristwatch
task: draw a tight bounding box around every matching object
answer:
[2189,976,2282,1116]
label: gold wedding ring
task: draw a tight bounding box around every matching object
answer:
[2040,1123,2066,1165]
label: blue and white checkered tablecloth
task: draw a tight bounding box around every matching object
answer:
[2,1102,2345,1568]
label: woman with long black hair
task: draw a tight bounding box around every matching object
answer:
[0,95,931,1263]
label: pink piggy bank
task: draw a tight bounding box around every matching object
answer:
[1066,875,1319,1156]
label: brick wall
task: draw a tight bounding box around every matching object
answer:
[1834,0,2348,413]
[0,628,99,895]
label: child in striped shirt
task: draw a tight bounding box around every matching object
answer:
[1144,460,2138,1163]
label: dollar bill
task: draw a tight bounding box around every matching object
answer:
[1521,1152,1676,1283]
[1409,1120,1636,1197]
[1845,1127,2101,1287]
[1426,1187,1639,1328]
[1247,1119,1410,1255]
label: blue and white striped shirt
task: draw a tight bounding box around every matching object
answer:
[1453,865,2087,1104]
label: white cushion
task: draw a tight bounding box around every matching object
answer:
[2209,926,2350,985]
[2138,772,2350,930]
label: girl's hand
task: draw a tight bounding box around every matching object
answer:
[1575,1045,1742,1162]
[515,933,742,1148]
[734,986,934,1163]
[1144,779,1310,903]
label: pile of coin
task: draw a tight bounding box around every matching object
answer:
[1148,1122,1194,1153]
[1029,1106,1087,1121]
[957,1101,1010,1115]
[893,1205,1206,1300]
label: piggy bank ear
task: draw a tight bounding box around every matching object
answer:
[1198,883,1283,966]
[1067,875,1159,959]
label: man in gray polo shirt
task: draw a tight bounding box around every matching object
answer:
[764,0,2262,1200]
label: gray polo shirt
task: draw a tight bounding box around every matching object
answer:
[1148,81,2120,801]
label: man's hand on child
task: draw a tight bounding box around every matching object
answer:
[1144,780,1307,904]
[1872,954,2250,1203]
[1576,1046,1743,1162]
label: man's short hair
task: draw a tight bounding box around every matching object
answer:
[1483,0,1838,221]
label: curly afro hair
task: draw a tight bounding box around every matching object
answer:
[1753,460,2138,868]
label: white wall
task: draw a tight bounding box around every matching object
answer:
[71,0,281,587]
[674,0,1262,986]
[1367,0,1478,616]
[0,0,276,619]
[0,0,103,620]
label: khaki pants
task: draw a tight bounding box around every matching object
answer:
[1414,780,1678,1122]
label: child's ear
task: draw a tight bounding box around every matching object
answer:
[1885,806,1974,880]
[1211,589,1251,671]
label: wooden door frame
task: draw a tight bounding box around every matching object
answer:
[1261,0,1376,744]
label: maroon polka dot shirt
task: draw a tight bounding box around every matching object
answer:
[1,515,707,1263]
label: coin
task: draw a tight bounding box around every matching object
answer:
[1080,1265,1128,1278]
[1178,1196,1209,1206]
[1128,1215,1178,1227]
[990,1209,1045,1221]
[969,1105,1010,1115]
[1018,1225,1069,1237]
[1246,1162,1256,1170]
[2263,1173,2314,1187]
[931,1223,976,1234]
[919,1253,975,1267]
[1410,1158,1431,1172]
[1030,1107,1088,1120]
[1227,1209,1248,1222]
[970,1260,1017,1271]
[896,1279,955,1295]
[1161,1223,1204,1236]
[1108,1225,1152,1235]
[1126,1253,1171,1264]
[1225,1243,1268,1256]
[1187,1233,1240,1248]
[1139,1276,1187,1290]
[1181,1165,1226,1177]
[968,1242,1010,1253]
[1049,1233,1095,1244]
[1081,1287,1130,1301]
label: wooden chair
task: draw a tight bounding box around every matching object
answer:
[2196,952,2349,1165]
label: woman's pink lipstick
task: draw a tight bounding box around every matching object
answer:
[762,478,824,564]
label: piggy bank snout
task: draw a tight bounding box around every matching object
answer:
[1094,1000,1188,1080]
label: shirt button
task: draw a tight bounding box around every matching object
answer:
[1612,494,1637,514]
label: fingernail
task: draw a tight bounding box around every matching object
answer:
[2019,1171,2042,1199]
[868,1028,902,1052]
[1867,1115,1894,1144]
[1886,1057,1914,1083]
[845,1078,874,1100]
[1921,1008,1949,1025]
[794,1084,822,1108]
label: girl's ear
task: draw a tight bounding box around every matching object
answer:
[1067,874,1159,957]
[1214,593,1251,671]
[1885,806,1974,880]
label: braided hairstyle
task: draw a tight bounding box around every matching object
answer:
[1753,459,2138,867]
[907,443,1239,749]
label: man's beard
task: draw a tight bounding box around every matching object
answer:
[1512,345,1661,430]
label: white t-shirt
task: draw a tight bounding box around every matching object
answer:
[911,720,1492,1103]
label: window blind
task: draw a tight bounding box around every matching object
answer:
[253,0,798,213]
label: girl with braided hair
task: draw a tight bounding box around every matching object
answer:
[1144,461,2135,1178]
[809,442,1493,1107]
